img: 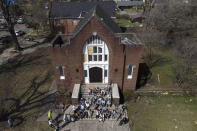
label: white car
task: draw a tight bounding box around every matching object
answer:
[16,18,24,24]
[15,30,25,36]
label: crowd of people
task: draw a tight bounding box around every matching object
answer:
[63,85,129,125]
[47,85,129,130]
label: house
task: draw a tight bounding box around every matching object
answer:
[49,2,142,104]
[49,1,116,34]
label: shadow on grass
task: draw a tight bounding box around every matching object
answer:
[136,63,151,89]
[1,71,56,127]
[0,49,48,74]
[22,33,55,50]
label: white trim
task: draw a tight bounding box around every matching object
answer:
[56,65,65,80]
[127,64,136,79]
[60,76,65,80]
[83,36,109,84]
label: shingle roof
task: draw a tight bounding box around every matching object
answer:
[115,33,142,46]
[71,4,122,39]
[117,1,144,7]
[49,1,116,19]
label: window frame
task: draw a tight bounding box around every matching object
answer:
[84,70,87,77]
[104,70,107,77]
[128,64,135,79]
[88,55,92,61]
[104,55,107,61]
[72,19,77,26]
[55,19,60,25]
[56,65,65,80]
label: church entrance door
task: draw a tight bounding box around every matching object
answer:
[89,67,102,83]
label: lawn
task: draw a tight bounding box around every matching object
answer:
[116,19,142,27]
[0,47,54,131]
[127,93,197,131]
[124,8,143,13]
[150,47,177,88]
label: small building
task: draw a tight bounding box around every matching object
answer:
[49,1,116,34]
[48,2,142,102]
[117,1,145,10]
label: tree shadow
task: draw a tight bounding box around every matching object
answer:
[22,39,48,50]
[1,71,56,127]
[22,33,55,50]
[136,63,151,89]
[0,50,47,74]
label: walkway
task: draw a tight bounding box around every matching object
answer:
[60,119,130,131]
[136,87,197,93]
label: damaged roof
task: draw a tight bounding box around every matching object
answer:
[49,1,116,19]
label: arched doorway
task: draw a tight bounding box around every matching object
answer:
[82,35,109,84]
[89,67,102,83]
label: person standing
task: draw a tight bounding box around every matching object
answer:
[48,110,52,120]
[8,118,13,128]
[88,88,91,96]
[63,113,69,124]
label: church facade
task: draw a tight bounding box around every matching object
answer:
[49,1,142,93]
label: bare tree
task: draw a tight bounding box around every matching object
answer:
[141,29,165,68]
[23,0,49,33]
[0,0,22,51]
[173,39,197,87]
[142,0,197,87]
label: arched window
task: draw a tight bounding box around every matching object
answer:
[83,36,109,63]
[82,35,109,84]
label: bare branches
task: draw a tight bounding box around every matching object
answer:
[0,0,22,51]
[142,0,197,88]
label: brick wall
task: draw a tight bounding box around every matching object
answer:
[50,18,80,34]
[123,46,142,90]
[49,16,142,93]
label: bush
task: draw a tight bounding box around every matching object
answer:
[116,14,130,20]
[123,89,138,102]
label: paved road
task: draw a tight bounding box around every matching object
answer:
[0,23,47,48]
[0,24,31,37]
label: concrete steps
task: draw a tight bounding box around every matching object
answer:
[80,84,112,99]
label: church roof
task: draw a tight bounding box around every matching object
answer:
[51,4,142,47]
[72,4,122,39]
[49,1,116,19]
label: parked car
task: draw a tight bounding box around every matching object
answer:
[0,19,5,24]
[0,35,12,44]
[0,24,6,29]
[16,18,24,24]
[25,37,34,41]
[15,30,25,36]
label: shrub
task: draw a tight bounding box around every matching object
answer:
[123,89,138,102]
[116,14,130,20]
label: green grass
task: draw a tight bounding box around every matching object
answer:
[127,93,197,131]
[150,48,177,88]
[0,47,54,131]
[124,8,143,13]
[116,19,142,27]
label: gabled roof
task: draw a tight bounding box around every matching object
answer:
[72,4,122,39]
[49,1,116,19]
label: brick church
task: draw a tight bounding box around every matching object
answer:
[48,1,142,94]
